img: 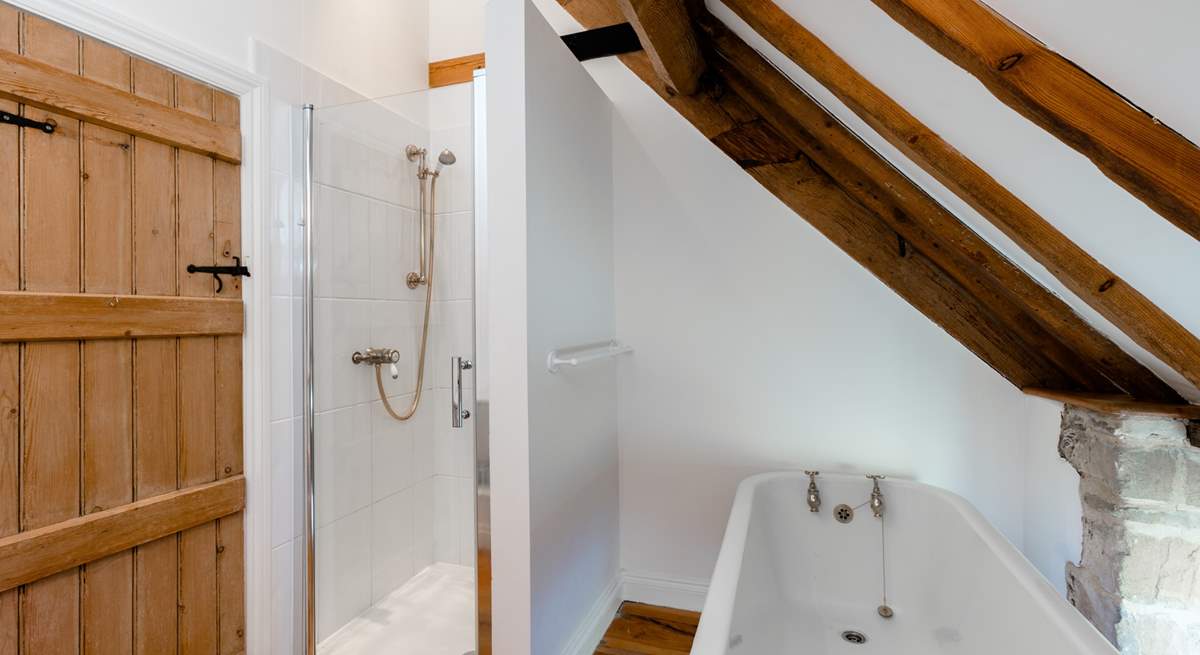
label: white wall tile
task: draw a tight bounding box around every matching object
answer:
[431,213,473,303]
[370,489,414,602]
[271,540,297,655]
[435,390,457,477]
[270,419,296,548]
[456,477,476,566]
[369,203,413,301]
[410,397,436,484]
[269,170,293,298]
[315,404,372,526]
[369,300,420,399]
[433,475,457,563]
[316,508,372,642]
[315,299,374,412]
[291,297,304,418]
[270,297,294,421]
[413,478,435,572]
[371,400,413,501]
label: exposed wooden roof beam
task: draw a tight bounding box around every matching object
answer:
[1026,388,1200,420]
[616,0,705,94]
[869,0,1200,243]
[557,1,1164,396]
[562,23,643,61]
[701,18,1179,402]
[720,0,1200,394]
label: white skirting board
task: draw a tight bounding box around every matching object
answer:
[621,571,709,613]
[561,576,623,655]
[560,571,710,655]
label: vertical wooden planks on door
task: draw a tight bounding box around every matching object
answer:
[19,14,82,654]
[175,75,218,655]
[0,7,18,655]
[212,89,245,655]
[130,55,180,655]
[79,35,134,655]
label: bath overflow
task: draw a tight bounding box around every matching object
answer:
[841,630,868,644]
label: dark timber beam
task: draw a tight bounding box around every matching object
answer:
[562,23,642,61]
[555,0,1181,401]
[699,18,1178,402]
[720,0,1200,394]
[616,0,705,94]
[868,0,1200,244]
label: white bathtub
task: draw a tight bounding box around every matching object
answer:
[692,472,1115,654]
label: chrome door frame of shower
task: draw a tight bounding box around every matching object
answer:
[471,68,492,655]
[301,104,318,655]
[300,83,491,654]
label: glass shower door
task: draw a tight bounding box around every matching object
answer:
[302,81,480,655]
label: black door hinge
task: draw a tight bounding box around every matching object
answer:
[0,110,55,134]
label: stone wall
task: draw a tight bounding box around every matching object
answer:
[1058,406,1200,653]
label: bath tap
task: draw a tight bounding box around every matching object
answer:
[867,475,885,518]
[804,470,821,513]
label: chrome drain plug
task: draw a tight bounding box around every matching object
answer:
[841,630,867,645]
[834,504,854,523]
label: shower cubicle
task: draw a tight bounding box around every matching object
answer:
[299,73,489,655]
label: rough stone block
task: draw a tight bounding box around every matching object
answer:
[1112,415,1189,446]
[1116,447,1182,503]
[1184,449,1200,507]
[1119,528,1200,607]
[1078,514,1126,594]
[1067,563,1120,646]
[1059,406,1200,654]
[1116,606,1200,655]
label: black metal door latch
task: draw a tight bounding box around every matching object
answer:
[0,110,55,134]
[187,256,251,293]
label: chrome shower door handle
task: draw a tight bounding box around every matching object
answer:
[452,356,473,428]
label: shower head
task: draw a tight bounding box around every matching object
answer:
[434,149,456,174]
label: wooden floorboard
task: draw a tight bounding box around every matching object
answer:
[596,602,699,655]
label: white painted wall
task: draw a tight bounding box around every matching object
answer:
[485,0,533,652]
[429,0,487,61]
[527,0,1092,604]
[524,14,618,655]
[1022,397,1080,598]
[488,1,621,652]
[73,0,429,97]
[598,55,1034,585]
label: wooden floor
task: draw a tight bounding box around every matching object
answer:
[595,602,700,654]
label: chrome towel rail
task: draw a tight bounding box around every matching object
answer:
[546,340,633,373]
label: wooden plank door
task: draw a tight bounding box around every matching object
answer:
[0,5,246,653]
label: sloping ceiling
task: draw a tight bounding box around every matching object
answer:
[551,0,1200,406]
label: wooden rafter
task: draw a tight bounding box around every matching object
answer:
[719,0,1200,394]
[1025,389,1200,420]
[615,0,705,95]
[700,19,1177,402]
[868,0,1200,243]
[555,0,1183,402]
